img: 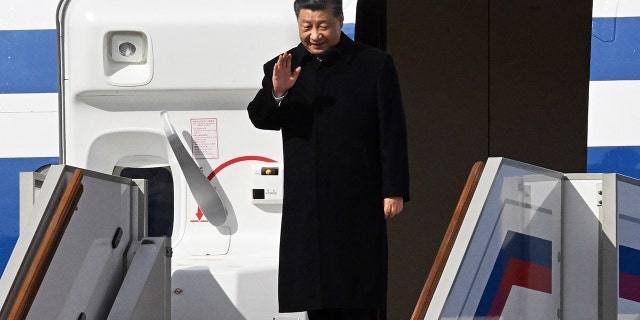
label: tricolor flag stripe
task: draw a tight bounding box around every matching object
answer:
[488,258,552,317]
[475,231,552,317]
[620,245,640,303]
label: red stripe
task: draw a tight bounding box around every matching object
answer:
[620,272,640,302]
[488,258,552,317]
[207,156,277,180]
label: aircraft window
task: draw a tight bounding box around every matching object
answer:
[119,167,174,237]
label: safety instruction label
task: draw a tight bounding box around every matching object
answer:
[190,118,219,159]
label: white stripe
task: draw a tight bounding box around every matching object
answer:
[0,93,58,113]
[593,0,640,18]
[0,0,59,30]
[0,93,58,157]
[588,80,640,146]
[0,111,58,157]
[344,0,358,24]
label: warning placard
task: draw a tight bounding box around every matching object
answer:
[190,118,219,159]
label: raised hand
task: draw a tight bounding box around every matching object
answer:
[272,53,302,97]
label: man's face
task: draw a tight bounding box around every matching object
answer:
[297,9,343,56]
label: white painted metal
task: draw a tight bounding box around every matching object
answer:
[426,159,640,319]
[561,175,603,320]
[426,158,564,319]
[0,165,149,319]
[57,0,308,318]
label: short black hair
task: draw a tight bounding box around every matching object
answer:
[293,0,343,19]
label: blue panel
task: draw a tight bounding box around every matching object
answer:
[0,157,59,274]
[0,235,15,277]
[620,245,640,277]
[0,29,58,94]
[591,17,640,81]
[343,23,355,40]
[587,146,640,179]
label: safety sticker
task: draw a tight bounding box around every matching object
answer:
[190,118,219,159]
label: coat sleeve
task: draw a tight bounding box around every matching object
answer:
[247,59,284,131]
[377,54,411,202]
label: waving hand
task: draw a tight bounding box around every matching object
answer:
[272,53,301,98]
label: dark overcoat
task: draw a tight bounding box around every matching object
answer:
[247,33,410,313]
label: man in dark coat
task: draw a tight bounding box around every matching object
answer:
[247,0,410,318]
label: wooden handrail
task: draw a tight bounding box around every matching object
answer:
[7,169,84,320]
[410,161,485,320]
